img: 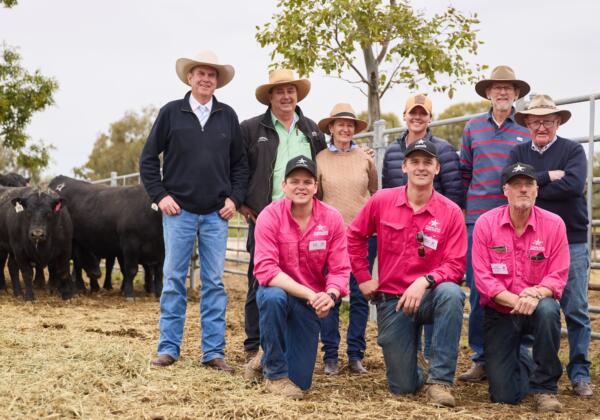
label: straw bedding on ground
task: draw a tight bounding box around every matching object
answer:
[1,272,600,419]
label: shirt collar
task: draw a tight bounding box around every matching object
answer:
[283,196,320,227]
[394,186,438,217]
[499,204,537,232]
[327,142,358,152]
[487,107,516,126]
[531,136,558,154]
[271,111,299,134]
[189,94,213,114]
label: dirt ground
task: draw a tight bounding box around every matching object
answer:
[1,270,600,419]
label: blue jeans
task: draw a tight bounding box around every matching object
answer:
[320,236,377,362]
[157,210,229,363]
[484,299,562,404]
[561,242,591,384]
[257,286,321,390]
[465,223,485,363]
[376,282,465,394]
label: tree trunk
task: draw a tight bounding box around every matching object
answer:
[362,45,381,130]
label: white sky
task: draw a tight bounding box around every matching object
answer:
[1,0,599,177]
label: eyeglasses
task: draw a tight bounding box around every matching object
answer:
[416,231,425,257]
[490,85,515,92]
[526,119,557,130]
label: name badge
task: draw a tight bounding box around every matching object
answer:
[491,263,508,275]
[423,234,438,250]
[309,240,326,251]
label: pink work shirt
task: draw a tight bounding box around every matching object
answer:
[253,197,350,296]
[348,186,466,294]
[472,205,569,314]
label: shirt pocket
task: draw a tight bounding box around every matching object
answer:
[380,221,406,254]
[527,251,549,285]
[488,246,512,276]
[279,234,299,268]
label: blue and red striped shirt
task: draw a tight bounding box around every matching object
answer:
[460,109,530,224]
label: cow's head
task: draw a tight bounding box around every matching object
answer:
[11,189,64,245]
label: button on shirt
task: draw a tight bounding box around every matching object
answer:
[271,112,311,201]
[347,187,467,294]
[253,197,350,296]
[189,95,212,128]
[472,205,569,314]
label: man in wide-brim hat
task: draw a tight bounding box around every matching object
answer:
[140,50,248,373]
[508,94,593,398]
[459,65,532,383]
[239,68,326,375]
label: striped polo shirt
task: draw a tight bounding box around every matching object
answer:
[459,108,530,224]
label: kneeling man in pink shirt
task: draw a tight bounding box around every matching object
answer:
[248,155,350,400]
[472,162,569,413]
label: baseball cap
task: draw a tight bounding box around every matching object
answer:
[405,93,433,115]
[284,155,317,179]
[404,139,438,159]
[501,162,537,185]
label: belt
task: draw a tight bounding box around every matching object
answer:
[370,292,402,305]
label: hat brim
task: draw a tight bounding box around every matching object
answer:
[475,79,531,99]
[255,79,311,105]
[514,109,571,127]
[405,104,432,116]
[317,116,368,135]
[404,148,437,159]
[175,58,235,88]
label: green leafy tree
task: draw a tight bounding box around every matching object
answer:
[0,43,57,176]
[431,100,489,148]
[1,0,18,8]
[256,0,486,128]
[74,107,157,180]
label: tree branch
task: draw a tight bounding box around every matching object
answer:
[334,21,368,83]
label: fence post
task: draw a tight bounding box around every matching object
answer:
[373,119,386,189]
[588,96,596,248]
[110,171,117,187]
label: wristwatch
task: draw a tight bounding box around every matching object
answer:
[327,292,340,303]
[425,274,436,289]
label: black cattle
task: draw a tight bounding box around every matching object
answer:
[48,175,164,298]
[0,173,30,187]
[0,187,73,300]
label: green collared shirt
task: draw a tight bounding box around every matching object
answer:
[271,112,311,200]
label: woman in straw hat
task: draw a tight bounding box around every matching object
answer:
[316,103,378,375]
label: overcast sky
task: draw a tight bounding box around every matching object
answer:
[1,0,599,177]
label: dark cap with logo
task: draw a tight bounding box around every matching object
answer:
[501,162,537,185]
[285,155,317,179]
[404,138,438,158]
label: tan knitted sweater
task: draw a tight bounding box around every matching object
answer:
[316,148,378,225]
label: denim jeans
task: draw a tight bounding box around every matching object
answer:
[244,222,260,353]
[257,286,321,390]
[465,223,485,363]
[157,210,228,363]
[561,242,591,384]
[484,299,563,404]
[320,236,377,362]
[376,282,464,394]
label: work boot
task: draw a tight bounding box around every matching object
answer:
[202,358,235,374]
[265,377,304,400]
[244,347,264,382]
[348,359,368,374]
[426,384,456,408]
[244,348,259,363]
[572,381,593,397]
[151,354,176,367]
[458,362,486,382]
[533,393,562,413]
[323,360,340,375]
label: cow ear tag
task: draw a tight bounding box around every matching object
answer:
[54,201,62,212]
[151,203,159,212]
[14,202,24,213]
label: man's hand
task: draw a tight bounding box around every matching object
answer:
[548,170,565,181]
[361,145,375,159]
[239,204,258,223]
[158,195,181,216]
[396,276,429,315]
[511,296,539,315]
[519,287,544,300]
[219,197,236,220]
[309,291,335,318]
[358,278,379,300]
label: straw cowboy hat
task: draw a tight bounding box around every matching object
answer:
[255,68,311,105]
[475,65,530,99]
[175,50,235,88]
[318,103,368,135]
[514,94,571,126]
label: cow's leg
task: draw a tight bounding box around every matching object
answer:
[143,263,153,294]
[7,253,22,297]
[0,251,7,290]
[154,263,163,299]
[34,263,45,289]
[103,256,115,290]
[121,251,139,299]
[15,256,34,301]
[53,255,73,300]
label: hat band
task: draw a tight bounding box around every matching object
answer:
[528,104,558,111]
[332,111,357,119]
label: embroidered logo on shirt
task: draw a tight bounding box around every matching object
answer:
[424,218,441,233]
[257,136,269,143]
[529,239,545,252]
[516,137,523,142]
[314,224,329,236]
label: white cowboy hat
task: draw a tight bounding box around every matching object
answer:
[514,94,571,126]
[175,50,235,88]
[255,68,311,105]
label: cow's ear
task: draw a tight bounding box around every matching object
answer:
[25,177,31,186]
[11,197,25,213]
[52,198,63,213]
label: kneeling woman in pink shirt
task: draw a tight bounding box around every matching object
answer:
[247,155,350,400]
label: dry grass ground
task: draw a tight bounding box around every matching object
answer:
[1,270,600,419]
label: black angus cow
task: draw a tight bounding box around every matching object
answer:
[0,187,73,300]
[49,175,164,298]
[103,255,158,295]
[0,173,30,187]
